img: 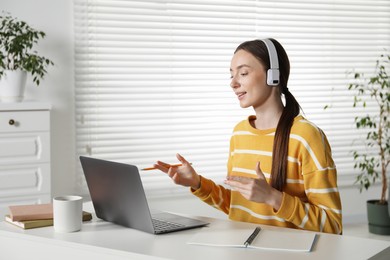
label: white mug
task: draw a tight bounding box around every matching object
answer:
[53,195,83,233]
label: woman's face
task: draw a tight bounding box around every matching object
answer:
[230,49,274,110]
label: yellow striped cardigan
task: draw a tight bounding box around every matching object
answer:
[192,115,342,234]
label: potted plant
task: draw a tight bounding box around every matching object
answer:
[0,13,53,102]
[348,52,390,235]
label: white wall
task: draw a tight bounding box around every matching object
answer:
[1,0,384,225]
[1,0,76,197]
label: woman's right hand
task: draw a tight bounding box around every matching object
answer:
[153,153,201,190]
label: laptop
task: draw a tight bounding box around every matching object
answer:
[79,156,209,234]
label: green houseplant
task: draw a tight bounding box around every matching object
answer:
[0,13,53,102]
[348,53,390,235]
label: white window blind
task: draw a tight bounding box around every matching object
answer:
[73,0,390,198]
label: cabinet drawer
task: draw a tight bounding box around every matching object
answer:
[0,164,50,198]
[0,194,51,211]
[0,110,50,133]
[0,132,50,165]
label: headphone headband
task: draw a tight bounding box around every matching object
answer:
[260,39,280,86]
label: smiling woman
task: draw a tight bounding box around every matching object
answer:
[73,0,390,202]
[152,38,342,234]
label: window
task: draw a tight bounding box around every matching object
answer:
[74,0,390,197]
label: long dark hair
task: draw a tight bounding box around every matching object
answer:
[234,39,301,191]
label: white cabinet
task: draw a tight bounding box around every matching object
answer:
[0,101,51,208]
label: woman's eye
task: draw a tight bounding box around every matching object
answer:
[240,72,248,76]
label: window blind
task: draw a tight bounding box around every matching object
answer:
[73,0,390,198]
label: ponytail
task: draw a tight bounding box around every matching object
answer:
[270,89,300,191]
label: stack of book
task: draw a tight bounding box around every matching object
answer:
[4,203,92,229]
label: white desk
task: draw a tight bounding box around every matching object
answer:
[0,204,389,260]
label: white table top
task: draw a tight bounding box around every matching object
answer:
[0,203,389,260]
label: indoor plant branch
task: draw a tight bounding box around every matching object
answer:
[0,13,53,86]
[349,53,390,205]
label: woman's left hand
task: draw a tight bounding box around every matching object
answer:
[224,162,283,211]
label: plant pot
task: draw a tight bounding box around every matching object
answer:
[367,200,390,235]
[0,70,28,103]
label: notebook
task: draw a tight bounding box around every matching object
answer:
[79,156,209,234]
[187,227,317,252]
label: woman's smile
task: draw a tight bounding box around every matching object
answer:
[235,91,247,100]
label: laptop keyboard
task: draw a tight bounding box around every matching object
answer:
[152,218,185,232]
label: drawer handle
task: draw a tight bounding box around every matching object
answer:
[9,119,15,125]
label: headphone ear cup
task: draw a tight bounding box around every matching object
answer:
[267,69,280,86]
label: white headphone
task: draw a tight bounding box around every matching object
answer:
[260,39,280,86]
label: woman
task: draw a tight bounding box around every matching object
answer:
[154,39,342,234]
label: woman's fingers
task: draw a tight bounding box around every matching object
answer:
[153,161,170,173]
[176,153,190,166]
